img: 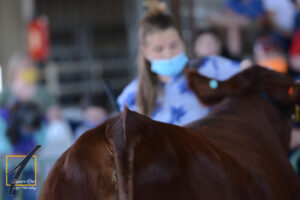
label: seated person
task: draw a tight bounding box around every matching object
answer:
[0,53,56,114]
[0,102,46,200]
[75,95,108,139]
[0,102,46,155]
[262,0,295,51]
[209,0,265,57]
[254,34,288,74]
[193,29,222,58]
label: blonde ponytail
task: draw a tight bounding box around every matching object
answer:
[143,0,167,16]
[136,0,180,116]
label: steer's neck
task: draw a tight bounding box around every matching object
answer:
[224,93,292,152]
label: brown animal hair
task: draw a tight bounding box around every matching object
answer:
[186,65,300,152]
[40,67,300,200]
[39,118,116,200]
[39,107,138,200]
[186,66,300,106]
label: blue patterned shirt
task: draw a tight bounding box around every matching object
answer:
[117,56,241,125]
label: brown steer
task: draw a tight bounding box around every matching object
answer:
[39,66,300,200]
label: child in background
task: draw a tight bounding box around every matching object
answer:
[39,105,74,158]
[0,53,56,113]
[75,95,108,139]
[4,102,45,154]
[193,29,222,58]
[209,0,265,58]
[262,0,295,51]
[0,102,45,200]
[253,35,288,74]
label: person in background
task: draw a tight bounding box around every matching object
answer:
[253,34,288,74]
[289,28,300,77]
[1,102,45,155]
[193,29,222,58]
[262,0,295,51]
[118,1,243,126]
[292,0,300,31]
[39,105,74,158]
[0,52,56,114]
[0,102,45,200]
[75,95,108,139]
[209,0,265,58]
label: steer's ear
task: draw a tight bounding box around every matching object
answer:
[107,106,207,200]
[106,106,143,200]
[185,66,256,105]
[107,106,185,200]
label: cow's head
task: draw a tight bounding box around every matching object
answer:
[186,65,300,113]
[186,66,300,152]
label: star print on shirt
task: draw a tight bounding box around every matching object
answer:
[178,80,192,94]
[151,102,163,118]
[169,106,186,124]
[211,57,220,79]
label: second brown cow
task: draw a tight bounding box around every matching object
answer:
[39,66,300,200]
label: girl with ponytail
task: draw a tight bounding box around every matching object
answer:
[118,0,210,125]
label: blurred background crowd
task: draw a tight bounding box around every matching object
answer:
[1,0,300,199]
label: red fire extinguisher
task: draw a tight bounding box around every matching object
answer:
[27,15,50,61]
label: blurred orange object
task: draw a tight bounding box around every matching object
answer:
[258,57,288,74]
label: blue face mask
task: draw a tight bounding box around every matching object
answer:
[150,52,188,77]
